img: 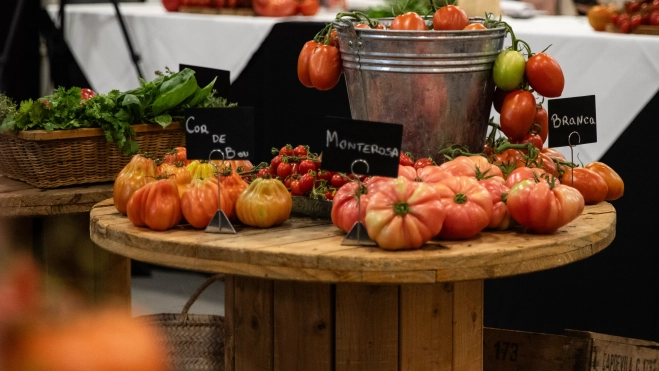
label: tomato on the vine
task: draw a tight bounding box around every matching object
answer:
[296,0,319,15]
[464,23,486,30]
[399,152,414,167]
[279,145,293,156]
[493,49,526,91]
[584,162,624,200]
[561,167,608,205]
[516,133,543,151]
[390,12,427,30]
[316,169,332,182]
[500,90,537,140]
[270,154,283,171]
[433,5,469,30]
[293,145,308,157]
[534,105,549,144]
[525,53,565,98]
[308,44,342,91]
[330,173,349,188]
[492,87,509,114]
[277,162,293,178]
[257,168,270,178]
[298,173,315,193]
[298,41,318,88]
[80,88,97,100]
[299,159,316,175]
[413,157,435,170]
[290,180,303,195]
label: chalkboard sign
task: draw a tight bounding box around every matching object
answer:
[548,95,597,148]
[185,107,254,161]
[322,117,403,178]
[179,64,230,99]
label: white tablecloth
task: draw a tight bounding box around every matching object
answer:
[49,4,659,162]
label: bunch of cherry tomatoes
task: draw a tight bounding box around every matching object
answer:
[297,5,493,91]
[588,0,659,33]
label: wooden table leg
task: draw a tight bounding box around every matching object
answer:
[225,277,484,371]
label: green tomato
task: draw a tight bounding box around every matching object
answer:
[493,49,526,91]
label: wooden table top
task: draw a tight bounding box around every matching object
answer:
[90,199,616,284]
[0,176,114,217]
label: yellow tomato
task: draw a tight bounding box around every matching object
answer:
[235,178,291,228]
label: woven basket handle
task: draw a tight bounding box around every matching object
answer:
[181,274,225,317]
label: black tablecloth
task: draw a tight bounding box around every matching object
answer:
[230,21,659,342]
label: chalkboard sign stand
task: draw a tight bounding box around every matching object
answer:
[567,131,581,186]
[204,149,236,234]
[341,159,377,247]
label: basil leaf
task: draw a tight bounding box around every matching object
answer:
[185,77,217,107]
[154,114,172,128]
[151,75,198,115]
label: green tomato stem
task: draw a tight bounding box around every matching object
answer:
[454,193,467,204]
[393,202,411,216]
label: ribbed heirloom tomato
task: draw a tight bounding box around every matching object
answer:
[507,178,584,234]
[113,154,157,215]
[479,178,511,230]
[181,178,231,229]
[236,177,292,228]
[331,181,382,233]
[364,177,445,250]
[127,177,182,231]
[158,162,192,197]
[435,176,493,240]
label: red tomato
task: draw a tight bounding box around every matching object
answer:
[290,180,303,195]
[277,162,292,178]
[308,45,342,91]
[631,14,642,29]
[113,154,157,215]
[464,23,486,30]
[508,179,584,234]
[316,169,332,182]
[279,145,293,156]
[181,178,231,228]
[293,145,308,157]
[561,167,608,205]
[651,11,659,26]
[584,162,624,200]
[433,5,469,30]
[390,12,428,30]
[162,146,188,165]
[330,173,349,188]
[355,23,371,29]
[479,178,511,230]
[252,0,296,16]
[413,157,435,170]
[297,41,318,88]
[532,152,559,178]
[80,88,97,100]
[162,0,181,11]
[434,176,492,240]
[127,178,182,231]
[257,168,270,178]
[492,149,524,168]
[325,190,335,200]
[534,106,549,144]
[296,0,319,15]
[298,173,315,194]
[399,152,415,167]
[525,53,565,98]
[492,87,509,114]
[541,147,567,162]
[298,159,316,175]
[505,167,548,189]
[271,154,283,172]
[331,181,378,233]
[437,156,477,178]
[518,133,543,151]
[500,90,537,140]
[364,177,445,250]
[291,162,300,176]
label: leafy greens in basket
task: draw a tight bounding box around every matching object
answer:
[0,68,235,155]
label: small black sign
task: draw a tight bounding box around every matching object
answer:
[322,117,403,178]
[179,64,230,99]
[548,95,597,148]
[185,108,254,161]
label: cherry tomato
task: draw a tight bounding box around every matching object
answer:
[561,167,608,205]
[534,106,549,144]
[413,158,435,170]
[296,0,319,15]
[284,176,293,189]
[374,24,386,29]
[433,5,469,30]
[80,88,97,100]
[330,173,348,188]
[492,87,509,114]
[277,162,292,178]
[587,5,611,31]
[279,145,293,156]
[257,168,270,178]
[519,133,543,151]
[290,180,303,195]
[293,145,308,157]
[316,169,332,182]
[162,0,181,11]
[355,23,371,29]
[399,153,414,167]
[270,154,283,171]
[291,162,300,176]
[500,90,537,141]
[525,53,565,98]
[464,23,486,30]
[653,0,659,11]
[584,162,624,200]
[631,14,642,29]
[390,12,427,31]
[324,190,335,201]
[299,173,315,194]
[493,49,526,91]
[299,159,316,175]
[308,44,342,91]
[297,41,318,88]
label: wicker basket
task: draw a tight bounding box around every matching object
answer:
[141,274,226,371]
[0,122,184,189]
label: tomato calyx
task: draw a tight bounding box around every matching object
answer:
[454,193,467,204]
[437,144,478,162]
[474,166,496,181]
[335,11,380,28]
[392,202,411,216]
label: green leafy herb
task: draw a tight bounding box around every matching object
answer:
[0,68,235,155]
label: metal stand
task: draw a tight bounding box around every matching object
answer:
[109,0,144,80]
[205,149,236,234]
[341,159,377,247]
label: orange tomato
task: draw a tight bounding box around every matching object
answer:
[561,167,608,205]
[219,171,249,221]
[588,5,612,31]
[585,162,624,200]
[158,162,192,197]
[113,154,157,215]
[464,23,486,30]
[126,178,182,231]
[181,178,232,229]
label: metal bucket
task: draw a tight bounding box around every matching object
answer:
[334,19,505,159]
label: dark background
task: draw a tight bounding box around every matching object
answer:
[2,1,658,342]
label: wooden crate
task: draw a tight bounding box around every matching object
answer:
[484,328,659,371]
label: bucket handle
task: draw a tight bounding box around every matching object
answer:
[332,18,360,52]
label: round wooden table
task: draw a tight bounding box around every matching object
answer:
[90,199,616,371]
